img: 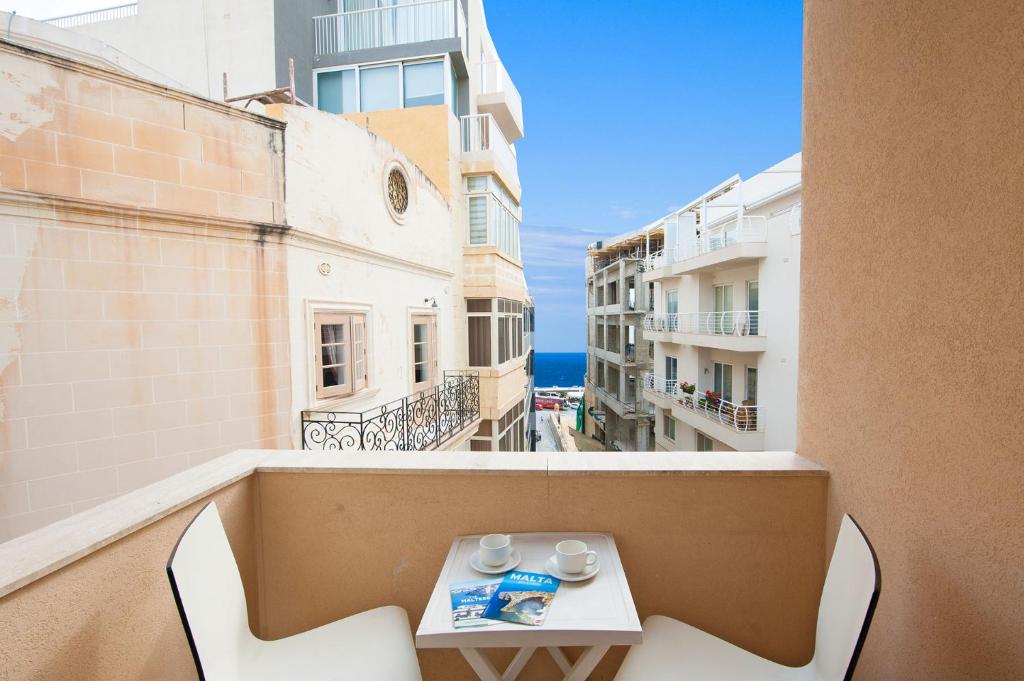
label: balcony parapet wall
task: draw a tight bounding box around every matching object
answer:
[0,450,827,681]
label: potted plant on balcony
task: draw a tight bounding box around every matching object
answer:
[699,390,721,413]
[678,381,697,409]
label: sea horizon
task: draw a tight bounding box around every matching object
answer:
[534,351,586,388]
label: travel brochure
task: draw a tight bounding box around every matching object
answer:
[450,571,561,628]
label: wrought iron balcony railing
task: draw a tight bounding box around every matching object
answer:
[302,370,480,450]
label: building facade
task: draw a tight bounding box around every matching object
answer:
[0,0,530,541]
[642,153,802,452]
[584,153,801,452]
[583,229,660,451]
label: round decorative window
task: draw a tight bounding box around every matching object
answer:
[386,167,409,217]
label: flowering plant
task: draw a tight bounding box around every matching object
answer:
[679,381,696,395]
[705,390,722,403]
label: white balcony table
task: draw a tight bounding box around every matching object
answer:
[416,532,641,681]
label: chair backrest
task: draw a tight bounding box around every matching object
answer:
[811,514,881,681]
[167,502,258,680]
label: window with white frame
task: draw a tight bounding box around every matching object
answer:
[314,311,368,400]
[467,298,523,368]
[465,175,521,260]
[696,432,714,451]
[315,58,451,115]
[410,313,437,392]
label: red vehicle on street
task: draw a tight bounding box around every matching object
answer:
[534,395,561,410]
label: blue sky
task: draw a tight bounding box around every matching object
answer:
[486,0,804,352]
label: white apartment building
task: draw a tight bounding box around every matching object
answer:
[642,153,802,452]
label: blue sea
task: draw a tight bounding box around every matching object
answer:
[534,352,586,389]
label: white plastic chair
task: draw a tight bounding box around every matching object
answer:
[614,514,880,681]
[167,502,423,681]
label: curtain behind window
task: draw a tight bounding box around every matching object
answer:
[468,316,490,367]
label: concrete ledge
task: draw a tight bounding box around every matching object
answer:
[0,450,826,600]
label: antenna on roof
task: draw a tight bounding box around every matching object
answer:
[223,57,306,109]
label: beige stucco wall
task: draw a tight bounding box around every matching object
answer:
[0,43,291,540]
[342,105,456,200]
[477,356,528,421]
[0,476,257,680]
[463,247,528,300]
[801,0,1024,678]
[0,454,828,681]
[0,42,284,223]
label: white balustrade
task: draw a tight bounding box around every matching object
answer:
[666,216,769,264]
[644,374,762,433]
[479,60,522,114]
[461,113,517,174]
[313,0,463,56]
[643,373,679,397]
[676,391,761,433]
[643,311,763,336]
[45,3,137,27]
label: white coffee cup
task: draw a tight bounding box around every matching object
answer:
[479,533,512,567]
[555,539,598,574]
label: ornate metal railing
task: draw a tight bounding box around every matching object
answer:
[302,370,480,450]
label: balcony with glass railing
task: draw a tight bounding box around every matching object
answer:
[477,59,524,142]
[643,311,766,351]
[641,216,769,279]
[678,215,768,273]
[313,0,466,57]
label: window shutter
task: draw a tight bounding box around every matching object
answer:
[430,316,438,385]
[353,315,367,391]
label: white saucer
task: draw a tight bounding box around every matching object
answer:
[469,548,522,575]
[544,555,600,582]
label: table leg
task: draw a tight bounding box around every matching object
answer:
[503,647,537,680]
[545,645,613,681]
[459,647,538,681]
[546,647,573,675]
[460,648,502,681]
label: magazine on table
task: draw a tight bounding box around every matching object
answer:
[449,578,502,628]
[481,570,561,626]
